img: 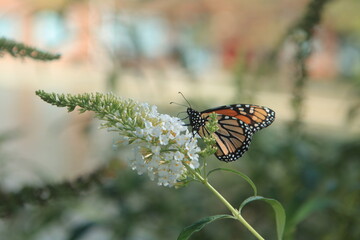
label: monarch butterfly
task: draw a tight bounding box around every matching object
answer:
[173,93,275,162]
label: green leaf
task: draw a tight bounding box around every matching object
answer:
[207,168,257,196]
[239,196,286,240]
[67,106,76,112]
[177,215,233,240]
[67,222,97,240]
[286,197,332,236]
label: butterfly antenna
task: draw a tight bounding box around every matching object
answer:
[170,101,188,108]
[178,92,192,108]
[176,111,187,118]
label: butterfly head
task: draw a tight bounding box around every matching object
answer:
[187,108,205,134]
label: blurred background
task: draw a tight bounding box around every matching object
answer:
[0,0,359,239]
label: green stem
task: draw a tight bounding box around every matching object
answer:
[190,168,265,240]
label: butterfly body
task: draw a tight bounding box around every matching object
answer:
[187,104,275,162]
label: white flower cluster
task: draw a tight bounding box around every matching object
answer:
[110,102,200,187]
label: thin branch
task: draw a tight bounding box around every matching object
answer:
[0,37,60,61]
[0,166,105,217]
[287,0,333,134]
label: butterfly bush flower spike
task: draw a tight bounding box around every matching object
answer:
[110,102,201,187]
[35,91,200,188]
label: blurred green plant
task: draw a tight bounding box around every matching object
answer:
[268,1,339,239]
[281,2,337,239]
[0,37,62,218]
[0,166,104,217]
[226,0,360,239]
[244,1,360,240]
[287,0,332,135]
[0,37,60,61]
[346,75,360,125]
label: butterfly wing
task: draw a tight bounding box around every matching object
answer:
[198,104,275,162]
[201,104,275,133]
[197,115,253,162]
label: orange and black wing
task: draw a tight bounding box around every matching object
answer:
[198,104,275,162]
[201,104,275,133]
[197,114,253,162]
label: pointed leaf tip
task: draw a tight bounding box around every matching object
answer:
[239,196,286,240]
[207,168,257,196]
[177,215,233,240]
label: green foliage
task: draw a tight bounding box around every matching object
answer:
[0,166,104,217]
[239,196,286,240]
[0,37,60,61]
[291,0,332,40]
[177,215,233,240]
[67,222,98,240]
[199,113,219,158]
[288,0,333,135]
[285,197,333,238]
[207,168,257,196]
